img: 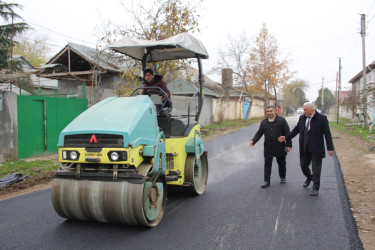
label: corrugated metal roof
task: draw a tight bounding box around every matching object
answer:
[168,79,219,97]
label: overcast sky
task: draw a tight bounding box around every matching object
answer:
[10,0,375,102]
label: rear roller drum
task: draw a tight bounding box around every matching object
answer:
[51,164,166,227]
[185,151,208,195]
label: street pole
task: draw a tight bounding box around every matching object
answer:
[361,14,368,127]
[337,58,341,124]
[335,72,339,124]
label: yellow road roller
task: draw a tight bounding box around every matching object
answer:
[51,33,209,227]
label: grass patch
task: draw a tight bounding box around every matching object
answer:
[0,160,59,178]
[201,118,261,137]
[330,118,375,144]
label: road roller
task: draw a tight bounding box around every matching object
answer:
[51,33,209,227]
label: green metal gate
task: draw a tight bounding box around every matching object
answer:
[17,96,88,159]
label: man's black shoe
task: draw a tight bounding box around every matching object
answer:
[310,189,319,196]
[303,179,311,187]
[280,178,286,184]
[261,182,270,188]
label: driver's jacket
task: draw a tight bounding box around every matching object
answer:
[142,75,171,97]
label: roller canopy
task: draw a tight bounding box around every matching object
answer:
[109,32,209,62]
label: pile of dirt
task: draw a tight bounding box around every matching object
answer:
[0,171,55,199]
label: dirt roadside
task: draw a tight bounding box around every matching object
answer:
[0,124,374,249]
[332,129,375,250]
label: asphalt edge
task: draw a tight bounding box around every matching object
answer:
[333,152,364,250]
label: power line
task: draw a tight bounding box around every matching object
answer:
[280,33,357,50]
[308,80,336,86]
[342,35,361,68]
[24,18,97,46]
[15,35,62,48]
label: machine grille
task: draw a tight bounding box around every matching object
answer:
[64,134,124,148]
[166,154,174,170]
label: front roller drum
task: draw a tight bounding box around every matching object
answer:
[51,165,166,227]
[185,151,208,195]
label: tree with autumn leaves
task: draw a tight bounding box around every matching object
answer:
[246,23,294,116]
[98,0,201,96]
[216,24,296,118]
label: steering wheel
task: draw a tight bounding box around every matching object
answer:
[131,86,169,114]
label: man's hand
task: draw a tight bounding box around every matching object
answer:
[286,147,292,152]
[278,136,286,142]
[328,150,334,156]
[249,141,254,147]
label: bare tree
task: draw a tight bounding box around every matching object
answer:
[213,32,255,119]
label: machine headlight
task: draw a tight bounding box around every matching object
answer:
[62,151,67,160]
[110,152,119,161]
[107,151,127,161]
[70,151,78,160]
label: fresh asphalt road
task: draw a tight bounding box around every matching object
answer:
[0,115,362,250]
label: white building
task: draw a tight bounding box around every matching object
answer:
[349,60,375,125]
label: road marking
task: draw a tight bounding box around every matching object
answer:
[274,197,285,235]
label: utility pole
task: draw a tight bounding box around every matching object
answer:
[337,58,341,124]
[361,13,368,126]
[321,77,324,109]
[10,12,14,92]
[335,72,339,124]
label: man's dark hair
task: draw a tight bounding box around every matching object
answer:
[144,69,154,75]
[266,105,276,109]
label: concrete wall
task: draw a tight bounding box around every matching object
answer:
[171,95,266,126]
[213,99,242,122]
[212,97,266,122]
[59,75,124,106]
[0,92,18,162]
[249,98,266,118]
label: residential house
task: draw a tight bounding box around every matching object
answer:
[349,60,375,124]
[0,55,57,95]
[37,42,127,105]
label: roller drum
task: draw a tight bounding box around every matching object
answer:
[51,167,166,227]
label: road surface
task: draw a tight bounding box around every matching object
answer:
[0,115,362,249]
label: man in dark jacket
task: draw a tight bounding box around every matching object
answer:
[249,105,292,188]
[142,69,172,109]
[279,102,334,196]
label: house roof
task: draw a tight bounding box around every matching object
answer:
[168,78,219,97]
[235,86,275,99]
[179,66,254,98]
[12,55,36,72]
[349,60,375,83]
[37,42,130,81]
[39,42,128,80]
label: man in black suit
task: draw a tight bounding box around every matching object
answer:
[249,105,292,188]
[278,102,334,196]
